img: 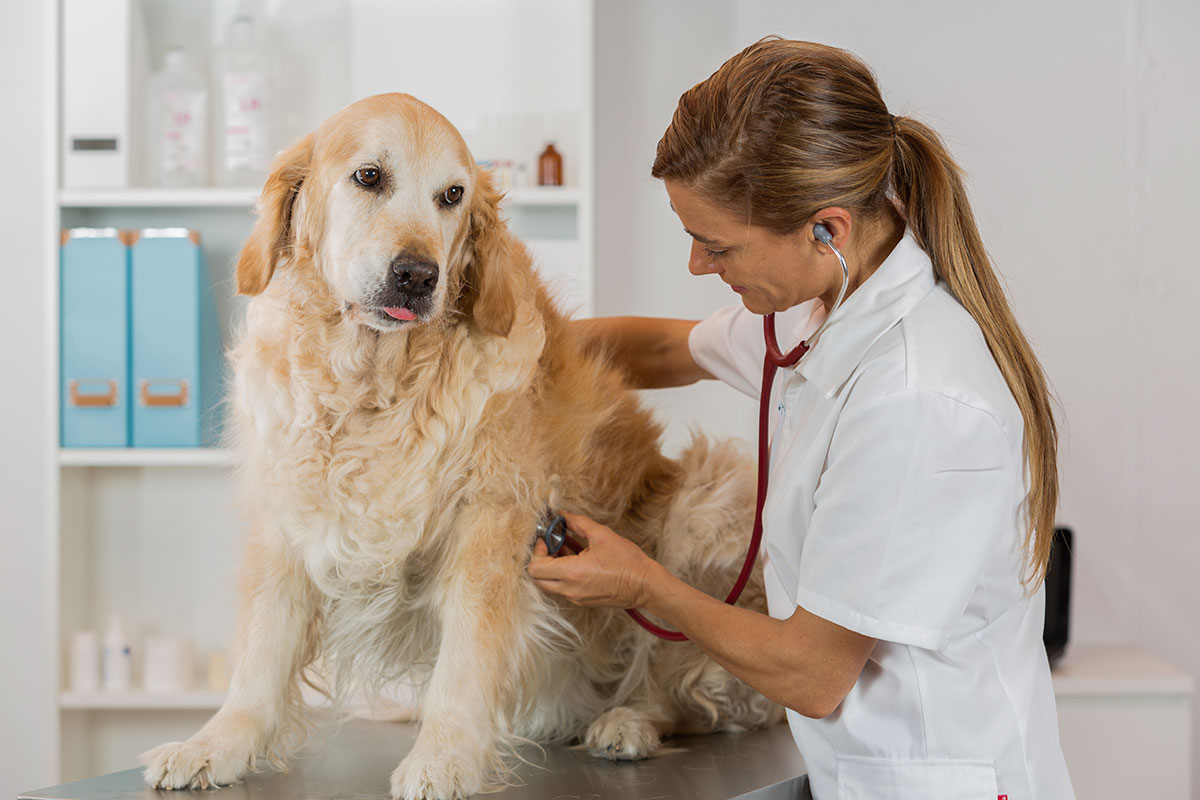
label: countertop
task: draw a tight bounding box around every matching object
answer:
[1050,643,1195,697]
[19,718,808,800]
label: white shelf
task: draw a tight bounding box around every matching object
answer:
[58,448,237,467]
[59,186,579,209]
[503,186,580,206]
[60,690,226,710]
[59,187,261,209]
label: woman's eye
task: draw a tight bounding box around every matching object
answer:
[441,186,464,207]
[703,247,727,258]
[354,167,381,187]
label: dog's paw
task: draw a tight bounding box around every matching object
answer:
[140,737,251,790]
[390,741,486,800]
[584,706,662,761]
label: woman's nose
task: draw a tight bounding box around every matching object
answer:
[688,242,718,276]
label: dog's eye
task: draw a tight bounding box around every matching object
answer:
[440,186,464,207]
[354,167,381,188]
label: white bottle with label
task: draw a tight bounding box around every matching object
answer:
[214,14,272,186]
[146,46,208,187]
[101,614,133,692]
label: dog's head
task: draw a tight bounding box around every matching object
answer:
[237,93,518,336]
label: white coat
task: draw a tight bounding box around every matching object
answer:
[688,231,1076,800]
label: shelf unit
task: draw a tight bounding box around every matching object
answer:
[47,0,595,784]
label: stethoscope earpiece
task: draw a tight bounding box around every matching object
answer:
[802,222,850,348]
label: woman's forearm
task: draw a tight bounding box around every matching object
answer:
[527,513,875,717]
[572,316,711,389]
[640,560,873,719]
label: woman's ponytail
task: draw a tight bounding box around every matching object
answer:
[892,117,1059,588]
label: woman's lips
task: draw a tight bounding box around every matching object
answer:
[730,285,746,294]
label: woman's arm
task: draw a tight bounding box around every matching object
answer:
[572,317,713,389]
[528,512,877,718]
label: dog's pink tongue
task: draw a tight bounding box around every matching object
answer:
[384,307,417,321]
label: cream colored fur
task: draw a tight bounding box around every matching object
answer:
[140,93,781,800]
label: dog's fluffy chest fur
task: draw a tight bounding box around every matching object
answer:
[231,294,545,596]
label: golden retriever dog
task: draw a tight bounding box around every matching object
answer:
[140,93,780,800]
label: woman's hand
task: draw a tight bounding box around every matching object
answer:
[527,511,660,609]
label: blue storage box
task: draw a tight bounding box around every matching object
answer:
[60,228,131,447]
[129,228,223,447]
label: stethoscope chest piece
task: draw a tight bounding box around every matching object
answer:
[537,512,569,556]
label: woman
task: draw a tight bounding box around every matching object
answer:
[528,38,1075,799]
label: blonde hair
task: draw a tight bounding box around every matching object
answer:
[652,38,1059,588]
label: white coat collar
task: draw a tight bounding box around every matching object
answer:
[791,229,936,398]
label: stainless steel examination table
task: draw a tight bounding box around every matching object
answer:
[19,719,809,800]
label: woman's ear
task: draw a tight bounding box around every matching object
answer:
[236,133,315,296]
[808,207,853,251]
[464,170,520,336]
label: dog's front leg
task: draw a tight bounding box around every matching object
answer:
[390,505,534,800]
[141,522,319,789]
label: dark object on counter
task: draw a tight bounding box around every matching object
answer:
[1043,526,1073,669]
[538,141,562,186]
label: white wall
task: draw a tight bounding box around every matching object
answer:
[0,3,56,798]
[595,0,1200,794]
[593,0,757,453]
[1128,0,1200,725]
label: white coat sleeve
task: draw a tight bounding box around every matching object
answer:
[793,387,1020,651]
[687,304,767,399]
[688,301,825,399]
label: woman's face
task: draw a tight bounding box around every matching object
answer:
[664,179,836,315]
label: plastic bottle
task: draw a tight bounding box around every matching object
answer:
[101,614,133,692]
[147,47,208,187]
[214,15,272,186]
[537,142,563,186]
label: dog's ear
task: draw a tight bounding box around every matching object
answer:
[464,170,520,337]
[236,133,315,296]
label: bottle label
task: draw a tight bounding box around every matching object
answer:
[223,71,269,173]
[160,90,206,177]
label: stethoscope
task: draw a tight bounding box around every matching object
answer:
[541,223,850,641]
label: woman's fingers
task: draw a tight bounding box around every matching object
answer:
[528,510,659,609]
[528,537,581,582]
[561,510,605,543]
[528,552,564,580]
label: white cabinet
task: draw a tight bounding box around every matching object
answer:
[48,0,594,782]
[1053,644,1194,800]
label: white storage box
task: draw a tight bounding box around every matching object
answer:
[61,0,148,188]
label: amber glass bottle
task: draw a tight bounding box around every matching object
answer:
[537,142,563,186]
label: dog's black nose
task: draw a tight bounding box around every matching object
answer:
[391,256,439,296]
